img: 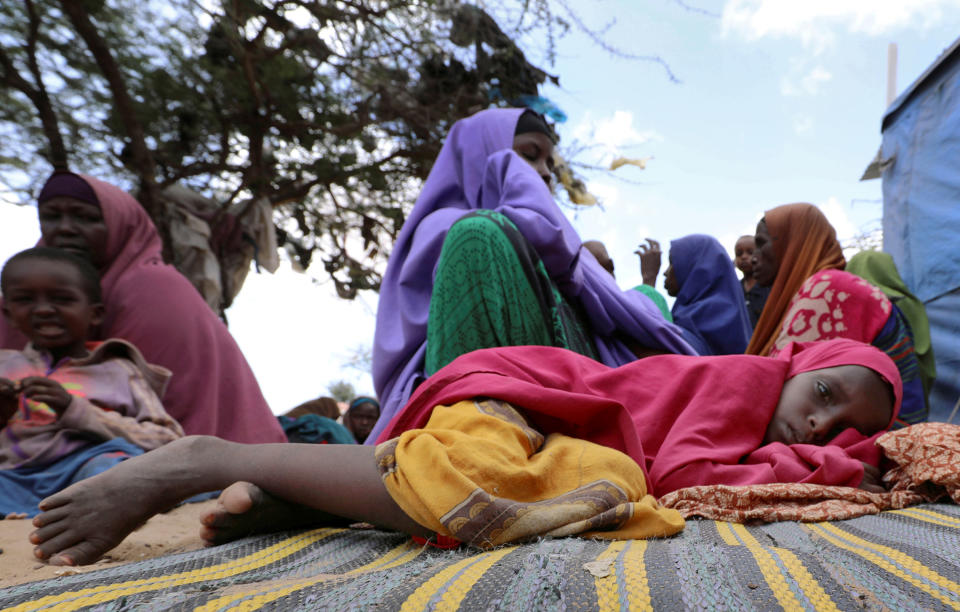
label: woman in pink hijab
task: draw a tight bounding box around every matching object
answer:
[0,172,285,443]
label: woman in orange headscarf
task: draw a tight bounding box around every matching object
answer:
[746,203,926,425]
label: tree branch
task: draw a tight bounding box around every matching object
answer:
[0,1,69,169]
[58,0,163,221]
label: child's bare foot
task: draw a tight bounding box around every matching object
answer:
[30,437,216,566]
[199,481,348,546]
[5,512,28,520]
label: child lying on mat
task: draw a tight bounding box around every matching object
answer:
[29,338,898,565]
[0,248,182,519]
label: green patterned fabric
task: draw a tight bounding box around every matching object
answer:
[4,504,959,610]
[425,210,597,376]
[632,284,673,322]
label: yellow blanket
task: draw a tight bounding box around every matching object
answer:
[375,398,684,548]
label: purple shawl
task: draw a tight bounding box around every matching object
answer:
[670,234,752,355]
[369,108,694,442]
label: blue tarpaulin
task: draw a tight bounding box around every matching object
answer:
[925,289,960,421]
[880,38,960,420]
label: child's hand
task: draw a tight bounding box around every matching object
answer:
[0,378,18,423]
[634,238,662,286]
[19,377,72,415]
[858,462,886,493]
[0,377,19,398]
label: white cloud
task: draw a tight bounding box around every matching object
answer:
[792,114,814,134]
[569,110,662,162]
[722,0,953,50]
[587,180,621,210]
[819,195,858,242]
[781,65,832,96]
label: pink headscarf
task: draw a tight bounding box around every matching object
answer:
[0,173,285,443]
[779,337,902,429]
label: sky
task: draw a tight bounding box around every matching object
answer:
[2,0,960,413]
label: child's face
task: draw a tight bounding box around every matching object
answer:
[764,365,893,446]
[734,236,755,275]
[346,403,380,443]
[1,258,103,360]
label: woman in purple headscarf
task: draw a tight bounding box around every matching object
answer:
[369,108,695,442]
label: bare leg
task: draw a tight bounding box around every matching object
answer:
[31,436,431,566]
[199,482,350,546]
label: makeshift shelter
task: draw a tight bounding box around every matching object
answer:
[866,37,960,421]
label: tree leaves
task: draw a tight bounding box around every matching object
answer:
[0,0,568,299]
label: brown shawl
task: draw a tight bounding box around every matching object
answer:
[746,203,846,355]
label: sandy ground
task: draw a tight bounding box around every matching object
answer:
[0,499,215,588]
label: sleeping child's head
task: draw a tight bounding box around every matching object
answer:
[1,247,104,361]
[763,339,901,446]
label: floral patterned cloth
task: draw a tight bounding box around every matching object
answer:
[882,422,960,503]
[770,270,890,354]
[659,423,960,522]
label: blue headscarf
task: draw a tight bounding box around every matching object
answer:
[670,234,752,355]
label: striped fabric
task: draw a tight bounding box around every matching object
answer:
[2,504,959,611]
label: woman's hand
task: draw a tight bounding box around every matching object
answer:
[858,461,886,493]
[634,238,662,286]
[19,377,73,415]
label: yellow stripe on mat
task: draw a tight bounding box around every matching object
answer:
[716,521,742,547]
[344,540,424,575]
[400,546,515,611]
[728,523,839,612]
[808,522,960,608]
[193,539,424,612]
[593,540,652,611]
[889,507,960,529]
[7,528,345,612]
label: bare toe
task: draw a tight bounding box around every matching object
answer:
[201,481,257,529]
[47,538,118,566]
[200,482,267,545]
[30,523,68,545]
[37,490,72,512]
[33,528,82,560]
[199,482,344,546]
[32,505,70,528]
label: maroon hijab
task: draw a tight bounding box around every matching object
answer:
[0,173,285,443]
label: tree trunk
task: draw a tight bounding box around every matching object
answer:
[58,0,172,261]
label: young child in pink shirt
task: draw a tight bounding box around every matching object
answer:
[0,247,182,517]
